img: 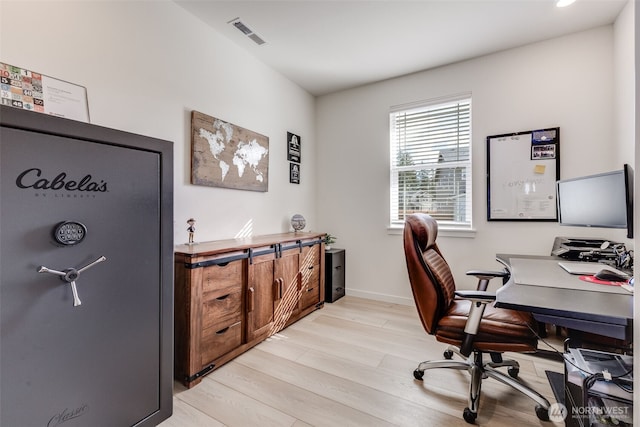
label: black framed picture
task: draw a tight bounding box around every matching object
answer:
[287,132,301,163]
[289,162,300,184]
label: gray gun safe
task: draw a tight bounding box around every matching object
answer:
[0,106,173,426]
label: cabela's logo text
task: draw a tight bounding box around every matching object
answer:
[16,168,107,192]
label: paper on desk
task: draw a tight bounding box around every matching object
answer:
[509,258,630,295]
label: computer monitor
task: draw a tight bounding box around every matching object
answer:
[556,164,633,238]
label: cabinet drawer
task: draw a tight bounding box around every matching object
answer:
[329,252,345,274]
[201,321,242,365]
[202,291,243,331]
[301,284,320,308]
[301,266,320,308]
[301,262,319,286]
[202,259,244,296]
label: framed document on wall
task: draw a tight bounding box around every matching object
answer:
[0,62,90,123]
[487,127,560,221]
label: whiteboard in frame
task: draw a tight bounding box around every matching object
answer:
[487,128,560,221]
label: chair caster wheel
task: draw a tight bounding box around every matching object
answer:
[463,407,477,424]
[443,350,454,359]
[413,369,424,380]
[535,405,550,421]
[507,367,519,378]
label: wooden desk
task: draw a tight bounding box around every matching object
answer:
[495,255,633,341]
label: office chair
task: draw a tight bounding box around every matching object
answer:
[403,213,551,424]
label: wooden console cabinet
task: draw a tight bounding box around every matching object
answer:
[174,232,325,388]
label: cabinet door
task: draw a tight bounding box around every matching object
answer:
[246,250,277,342]
[273,249,302,331]
[246,241,323,342]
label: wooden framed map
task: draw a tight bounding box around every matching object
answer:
[191,111,269,192]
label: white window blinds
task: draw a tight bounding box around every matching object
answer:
[390,95,472,229]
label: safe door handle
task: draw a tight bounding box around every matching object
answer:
[78,256,107,273]
[38,256,107,307]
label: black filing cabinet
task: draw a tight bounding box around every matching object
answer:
[325,248,345,302]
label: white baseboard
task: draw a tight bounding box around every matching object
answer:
[345,288,414,306]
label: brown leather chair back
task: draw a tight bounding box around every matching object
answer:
[403,213,457,335]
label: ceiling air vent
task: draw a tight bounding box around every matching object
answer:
[229,18,266,46]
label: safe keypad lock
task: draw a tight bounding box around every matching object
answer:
[38,256,107,307]
[53,221,87,246]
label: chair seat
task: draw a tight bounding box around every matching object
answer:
[435,300,538,353]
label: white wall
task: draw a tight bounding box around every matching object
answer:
[631,0,639,422]
[615,0,636,167]
[0,0,317,244]
[1,1,634,306]
[317,26,630,304]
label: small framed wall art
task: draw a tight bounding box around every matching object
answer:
[289,163,300,184]
[287,132,301,163]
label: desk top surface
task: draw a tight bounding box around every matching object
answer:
[495,254,633,322]
[508,257,630,295]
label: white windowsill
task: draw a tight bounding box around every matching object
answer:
[387,226,477,238]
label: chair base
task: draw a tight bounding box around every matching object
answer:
[413,346,551,424]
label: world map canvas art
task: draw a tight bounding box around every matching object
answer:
[191,111,269,192]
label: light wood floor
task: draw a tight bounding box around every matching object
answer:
[159,296,565,427]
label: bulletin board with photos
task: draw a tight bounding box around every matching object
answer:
[487,127,560,221]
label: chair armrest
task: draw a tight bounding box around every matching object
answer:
[466,269,510,291]
[454,290,497,357]
[454,290,496,303]
[465,270,509,280]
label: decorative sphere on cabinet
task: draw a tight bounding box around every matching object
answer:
[291,214,306,232]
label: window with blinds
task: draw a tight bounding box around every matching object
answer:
[390,95,472,229]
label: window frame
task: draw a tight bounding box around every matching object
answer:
[389,93,473,233]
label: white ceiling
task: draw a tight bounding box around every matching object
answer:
[175,0,627,96]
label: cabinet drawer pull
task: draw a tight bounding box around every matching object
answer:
[215,327,230,335]
[273,278,283,299]
[247,287,254,312]
[308,265,314,270]
[215,294,230,301]
[335,266,342,270]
